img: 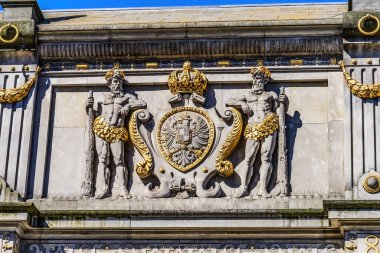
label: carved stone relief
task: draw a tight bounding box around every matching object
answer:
[82,62,290,199]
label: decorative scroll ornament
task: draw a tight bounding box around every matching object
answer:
[0,23,20,44]
[128,109,153,178]
[216,108,243,177]
[244,112,279,141]
[92,116,129,143]
[0,66,41,103]
[358,14,380,36]
[339,61,380,98]
[157,107,215,172]
[168,61,207,95]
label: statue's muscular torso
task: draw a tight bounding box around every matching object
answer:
[98,94,130,127]
[244,91,278,125]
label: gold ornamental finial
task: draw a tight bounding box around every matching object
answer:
[250,66,271,79]
[168,61,208,95]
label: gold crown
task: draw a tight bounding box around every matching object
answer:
[105,68,126,81]
[168,61,207,95]
[250,66,271,79]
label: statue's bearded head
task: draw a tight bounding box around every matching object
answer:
[250,66,271,92]
[105,68,125,96]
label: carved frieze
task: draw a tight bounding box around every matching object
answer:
[38,37,342,61]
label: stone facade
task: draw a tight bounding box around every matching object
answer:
[0,0,379,252]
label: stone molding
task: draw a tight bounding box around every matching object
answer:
[38,37,342,61]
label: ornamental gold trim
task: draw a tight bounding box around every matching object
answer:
[157,106,215,172]
[363,174,380,194]
[339,61,380,99]
[128,110,153,179]
[0,23,20,44]
[358,14,380,36]
[244,112,279,141]
[215,108,243,177]
[365,235,379,253]
[0,66,41,103]
[93,116,129,143]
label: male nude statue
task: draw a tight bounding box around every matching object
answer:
[227,66,288,198]
[86,68,147,199]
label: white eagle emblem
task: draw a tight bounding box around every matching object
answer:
[157,107,215,172]
[161,112,210,169]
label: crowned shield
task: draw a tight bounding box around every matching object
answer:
[157,107,215,172]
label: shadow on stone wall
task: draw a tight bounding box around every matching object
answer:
[27,77,51,199]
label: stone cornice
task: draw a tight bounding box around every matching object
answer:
[37,20,343,33]
[0,200,378,239]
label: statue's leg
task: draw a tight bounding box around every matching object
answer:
[94,136,110,199]
[110,141,131,199]
[234,139,259,198]
[257,131,277,198]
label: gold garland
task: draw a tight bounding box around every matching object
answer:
[0,66,41,103]
[215,108,243,177]
[93,116,129,143]
[244,112,279,141]
[128,110,152,178]
[339,61,380,99]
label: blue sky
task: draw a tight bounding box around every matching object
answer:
[1,0,347,10]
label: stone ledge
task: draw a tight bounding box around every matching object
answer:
[0,202,38,215]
